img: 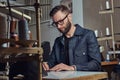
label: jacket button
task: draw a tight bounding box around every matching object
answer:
[83,52,86,55]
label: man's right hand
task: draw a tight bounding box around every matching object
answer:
[42,62,50,71]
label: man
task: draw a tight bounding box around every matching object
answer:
[43,5,101,71]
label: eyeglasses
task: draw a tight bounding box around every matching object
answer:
[52,14,69,27]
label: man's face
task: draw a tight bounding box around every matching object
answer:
[52,11,71,35]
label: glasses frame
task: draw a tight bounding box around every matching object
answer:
[52,14,69,27]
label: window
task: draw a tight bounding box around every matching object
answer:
[25,0,52,25]
[40,0,52,22]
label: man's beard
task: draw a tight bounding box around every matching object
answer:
[60,20,71,35]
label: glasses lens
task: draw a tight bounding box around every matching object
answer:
[51,14,69,27]
[58,20,64,25]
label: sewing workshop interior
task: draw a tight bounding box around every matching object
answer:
[0,0,120,80]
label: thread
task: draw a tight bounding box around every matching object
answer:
[106,27,110,36]
[18,18,30,40]
[10,33,19,47]
[10,19,19,47]
[106,1,110,9]
[94,30,98,37]
[10,19,17,34]
[106,53,110,61]
[28,30,32,40]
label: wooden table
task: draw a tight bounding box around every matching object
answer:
[101,60,119,79]
[101,60,119,66]
[43,71,108,80]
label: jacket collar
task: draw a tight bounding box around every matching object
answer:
[74,24,84,36]
[60,24,84,45]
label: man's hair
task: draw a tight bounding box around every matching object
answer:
[49,5,70,17]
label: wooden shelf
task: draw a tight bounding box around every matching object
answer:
[97,33,120,41]
[108,50,120,54]
[15,40,37,47]
[99,10,114,14]
[0,38,37,47]
[115,41,120,44]
[0,47,43,55]
[0,53,41,62]
[97,36,113,41]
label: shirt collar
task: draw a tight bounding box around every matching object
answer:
[60,24,84,45]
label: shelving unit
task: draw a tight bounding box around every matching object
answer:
[99,10,114,14]
[97,36,112,41]
[0,0,43,80]
[98,0,116,59]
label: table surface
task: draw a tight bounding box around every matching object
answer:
[43,71,108,80]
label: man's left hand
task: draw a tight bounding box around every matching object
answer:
[50,63,75,71]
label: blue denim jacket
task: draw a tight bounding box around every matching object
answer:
[47,24,101,71]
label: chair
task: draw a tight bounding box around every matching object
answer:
[111,64,120,80]
[41,41,51,77]
[41,41,51,62]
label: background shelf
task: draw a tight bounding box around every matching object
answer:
[97,36,113,41]
[99,10,114,14]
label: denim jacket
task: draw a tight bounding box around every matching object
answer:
[47,24,101,71]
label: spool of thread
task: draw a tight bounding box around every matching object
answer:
[10,19,17,34]
[106,1,110,10]
[106,27,110,36]
[10,33,19,47]
[28,30,32,40]
[10,19,17,46]
[0,15,7,38]
[99,46,104,53]
[94,30,98,37]
[106,53,110,61]
[18,18,30,40]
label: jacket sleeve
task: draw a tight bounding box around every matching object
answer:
[47,37,60,68]
[76,31,101,71]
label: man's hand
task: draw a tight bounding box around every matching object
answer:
[42,62,50,71]
[50,63,75,71]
